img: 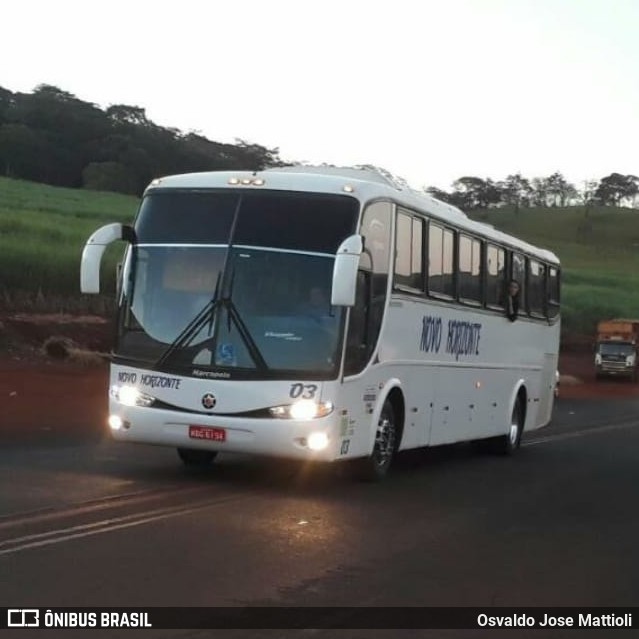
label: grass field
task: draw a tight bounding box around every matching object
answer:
[0,176,138,313]
[2,176,638,336]
[470,206,639,335]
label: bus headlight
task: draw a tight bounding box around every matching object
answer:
[108,415,123,430]
[269,400,334,420]
[110,385,155,407]
[307,432,329,451]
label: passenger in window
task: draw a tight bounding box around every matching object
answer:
[506,279,520,322]
[301,286,331,317]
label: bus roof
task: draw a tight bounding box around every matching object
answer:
[145,166,560,265]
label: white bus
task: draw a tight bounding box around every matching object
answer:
[81,166,560,480]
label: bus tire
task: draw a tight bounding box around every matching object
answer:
[177,448,218,467]
[353,399,398,481]
[493,395,524,455]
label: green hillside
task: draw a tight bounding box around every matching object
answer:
[0,176,138,313]
[470,206,639,334]
[1,176,637,335]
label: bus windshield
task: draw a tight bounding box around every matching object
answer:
[115,190,359,379]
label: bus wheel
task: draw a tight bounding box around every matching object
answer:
[494,396,524,455]
[354,400,397,481]
[177,448,218,467]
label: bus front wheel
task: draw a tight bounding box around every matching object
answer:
[353,400,397,481]
[177,448,218,467]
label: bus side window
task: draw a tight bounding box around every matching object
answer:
[428,223,455,298]
[547,266,560,319]
[458,234,481,304]
[344,270,372,375]
[343,201,391,376]
[394,211,424,292]
[528,259,546,317]
[485,244,505,308]
[511,252,526,315]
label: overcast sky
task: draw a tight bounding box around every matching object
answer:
[3,0,638,190]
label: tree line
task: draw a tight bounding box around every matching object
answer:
[0,84,284,195]
[1,84,637,208]
[425,172,639,211]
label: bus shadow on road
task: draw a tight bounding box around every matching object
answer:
[163,440,506,497]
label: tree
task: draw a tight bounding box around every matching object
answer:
[233,138,285,170]
[14,84,109,186]
[424,186,455,204]
[545,172,577,206]
[0,123,45,179]
[106,104,152,128]
[82,161,138,194]
[594,173,639,206]
[579,179,598,204]
[451,176,502,210]
[530,177,552,207]
[32,84,78,101]
[0,83,289,194]
[0,86,14,126]
[498,173,533,211]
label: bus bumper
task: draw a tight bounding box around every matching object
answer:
[107,405,341,462]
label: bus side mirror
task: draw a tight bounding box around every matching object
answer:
[331,234,363,307]
[81,223,135,294]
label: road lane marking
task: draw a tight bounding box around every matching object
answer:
[523,419,639,447]
[3,420,638,557]
[0,484,225,531]
[0,494,254,557]
[0,488,159,526]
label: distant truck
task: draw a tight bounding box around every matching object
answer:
[595,319,639,381]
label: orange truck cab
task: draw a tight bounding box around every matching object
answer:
[595,319,639,381]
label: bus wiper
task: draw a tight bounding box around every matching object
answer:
[218,265,268,370]
[224,299,268,370]
[153,272,221,370]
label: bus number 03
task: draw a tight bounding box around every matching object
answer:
[289,383,318,399]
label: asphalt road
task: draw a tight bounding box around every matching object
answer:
[1,398,639,638]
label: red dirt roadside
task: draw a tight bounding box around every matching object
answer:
[1,314,638,441]
[0,357,108,439]
[0,314,110,439]
[559,350,639,398]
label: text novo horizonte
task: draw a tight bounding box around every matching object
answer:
[117,371,182,390]
[419,315,482,360]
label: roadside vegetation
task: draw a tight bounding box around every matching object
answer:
[0,84,284,196]
[470,206,639,336]
[2,176,639,340]
[0,176,137,314]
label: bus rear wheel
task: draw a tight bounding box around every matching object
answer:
[493,396,524,455]
[475,396,524,455]
[177,448,218,467]
[354,400,397,481]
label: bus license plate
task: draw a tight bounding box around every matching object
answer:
[189,426,226,442]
